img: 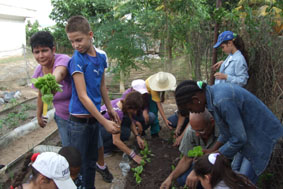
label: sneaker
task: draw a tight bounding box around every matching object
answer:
[96,165,114,183]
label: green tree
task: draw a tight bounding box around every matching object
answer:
[25,20,40,43]
[50,0,148,91]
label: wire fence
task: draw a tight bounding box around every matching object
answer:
[0,45,36,85]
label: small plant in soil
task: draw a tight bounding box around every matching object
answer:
[131,140,153,184]
[187,146,203,158]
[131,165,143,184]
[140,141,153,163]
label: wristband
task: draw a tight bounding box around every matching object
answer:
[130,150,136,159]
[135,134,140,138]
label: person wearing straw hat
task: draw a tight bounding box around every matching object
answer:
[145,72,176,137]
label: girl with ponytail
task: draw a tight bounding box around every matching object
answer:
[194,153,256,189]
[212,31,249,87]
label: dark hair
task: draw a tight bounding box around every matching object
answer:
[65,15,91,35]
[174,80,207,116]
[122,91,143,115]
[160,91,165,103]
[223,35,249,66]
[58,146,82,167]
[11,153,42,188]
[142,93,150,110]
[194,154,256,189]
[30,31,54,52]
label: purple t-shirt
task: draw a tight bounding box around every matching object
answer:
[32,54,71,120]
[121,88,134,99]
[100,98,124,120]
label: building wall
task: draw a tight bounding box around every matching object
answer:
[0,15,26,58]
[0,1,35,58]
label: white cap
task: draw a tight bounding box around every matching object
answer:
[32,152,77,189]
[131,79,148,94]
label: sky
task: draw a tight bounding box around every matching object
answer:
[28,0,55,27]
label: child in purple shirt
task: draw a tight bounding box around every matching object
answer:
[99,91,145,165]
[31,31,71,146]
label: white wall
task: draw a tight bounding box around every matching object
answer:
[0,1,35,58]
[0,16,26,58]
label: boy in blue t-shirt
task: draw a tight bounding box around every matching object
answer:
[65,15,120,189]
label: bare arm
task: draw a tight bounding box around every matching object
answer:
[173,124,189,147]
[73,73,120,134]
[175,114,186,136]
[36,92,47,128]
[160,156,193,189]
[112,133,142,164]
[156,102,172,129]
[52,66,68,83]
[101,72,120,123]
[203,141,224,154]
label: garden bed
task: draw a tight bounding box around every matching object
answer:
[0,97,37,138]
[125,137,180,189]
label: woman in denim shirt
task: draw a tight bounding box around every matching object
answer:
[212,31,249,87]
[174,80,283,185]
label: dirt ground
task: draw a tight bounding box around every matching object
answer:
[125,138,180,189]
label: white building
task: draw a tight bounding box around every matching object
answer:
[0,0,35,58]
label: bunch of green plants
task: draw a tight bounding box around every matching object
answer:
[131,165,143,184]
[131,141,153,184]
[31,73,62,105]
[140,141,153,163]
[187,146,203,158]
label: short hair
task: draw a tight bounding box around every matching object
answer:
[65,15,91,35]
[30,31,54,52]
[122,91,143,114]
[58,146,82,167]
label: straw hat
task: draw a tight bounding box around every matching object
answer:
[148,72,176,91]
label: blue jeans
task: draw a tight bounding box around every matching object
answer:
[133,112,156,135]
[232,153,258,184]
[176,164,203,189]
[68,120,99,189]
[167,112,189,133]
[54,114,69,146]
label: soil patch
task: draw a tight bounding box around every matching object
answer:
[0,98,38,138]
[125,137,180,189]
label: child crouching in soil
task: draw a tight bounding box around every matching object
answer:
[97,91,146,171]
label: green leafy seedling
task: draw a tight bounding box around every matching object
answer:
[31,73,62,105]
[187,146,203,157]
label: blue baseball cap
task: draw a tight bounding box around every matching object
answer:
[213,31,235,48]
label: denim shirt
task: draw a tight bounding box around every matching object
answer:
[205,84,283,175]
[214,50,249,87]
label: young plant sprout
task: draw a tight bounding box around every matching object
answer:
[131,140,153,184]
[140,141,153,163]
[187,146,203,158]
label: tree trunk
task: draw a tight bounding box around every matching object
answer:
[119,70,125,93]
[210,0,222,85]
